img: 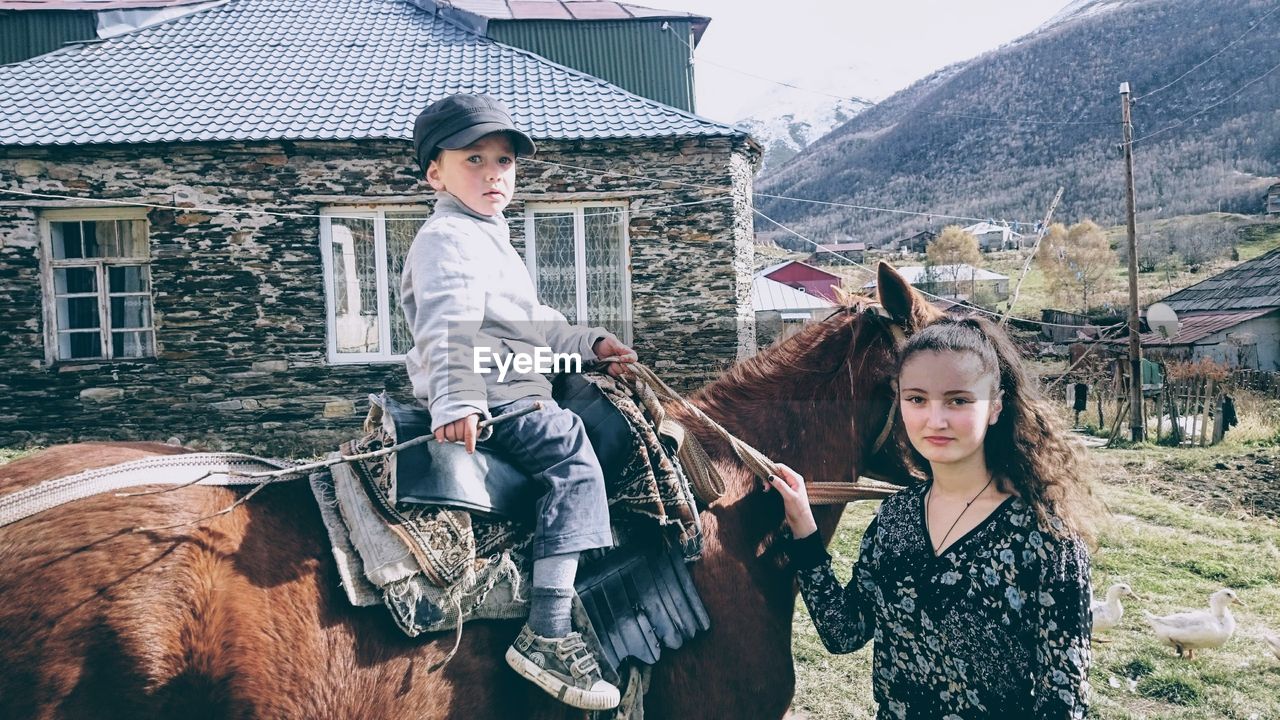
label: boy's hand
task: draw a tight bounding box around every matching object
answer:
[435,414,481,454]
[593,336,637,378]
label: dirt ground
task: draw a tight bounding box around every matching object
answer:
[1094,444,1280,520]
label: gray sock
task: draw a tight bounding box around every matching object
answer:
[529,552,580,638]
[528,586,575,638]
[533,552,580,589]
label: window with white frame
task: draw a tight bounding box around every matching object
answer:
[320,207,424,362]
[41,209,155,362]
[524,204,630,343]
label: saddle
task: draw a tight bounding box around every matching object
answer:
[310,371,710,696]
[382,372,633,518]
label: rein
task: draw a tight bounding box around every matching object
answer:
[616,302,905,508]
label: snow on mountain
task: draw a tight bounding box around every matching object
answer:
[730,65,887,171]
[1038,0,1133,31]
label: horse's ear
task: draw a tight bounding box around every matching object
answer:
[831,284,856,306]
[877,261,915,326]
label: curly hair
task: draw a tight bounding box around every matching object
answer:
[893,315,1096,544]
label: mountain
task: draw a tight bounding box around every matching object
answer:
[755,0,1280,247]
[728,65,886,171]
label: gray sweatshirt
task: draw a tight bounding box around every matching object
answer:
[400,192,610,432]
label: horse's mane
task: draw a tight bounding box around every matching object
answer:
[695,297,893,413]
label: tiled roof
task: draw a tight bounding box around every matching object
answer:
[0,0,739,146]
[0,0,205,8]
[1158,247,1280,313]
[814,242,866,252]
[1103,309,1275,346]
[963,221,1024,238]
[751,276,835,313]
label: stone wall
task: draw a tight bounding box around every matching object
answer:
[0,136,759,454]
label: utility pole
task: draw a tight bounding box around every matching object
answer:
[1002,186,1063,325]
[1121,82,1144,442]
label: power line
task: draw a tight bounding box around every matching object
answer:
[1130,55,1280,145]
[660,24,1115,127]
[1134,4,1280,102]
[4,183,1119,334]
[520,156,1036,225]
[0,187,732,222]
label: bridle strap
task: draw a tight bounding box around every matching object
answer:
[868,305,907,455]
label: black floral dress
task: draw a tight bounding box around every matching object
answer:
[790,481,1091,720]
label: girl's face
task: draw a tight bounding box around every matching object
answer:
[898,350,1003,470]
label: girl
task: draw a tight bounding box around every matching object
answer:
[770,316,1093,719]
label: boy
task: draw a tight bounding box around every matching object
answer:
[402,93,631,710]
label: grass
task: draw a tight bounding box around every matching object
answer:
[1236,222,1280,261]
[791,455,1280,719]
[0,447,39,464]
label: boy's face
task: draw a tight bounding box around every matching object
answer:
[426,132,516,216]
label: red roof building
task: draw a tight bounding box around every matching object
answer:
[760,260,843,303]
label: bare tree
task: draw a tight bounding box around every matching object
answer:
[1037,220,1116,311]
[926,226,981,297]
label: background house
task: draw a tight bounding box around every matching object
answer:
[961,221,1024,252]
[0,0,216,64]
[1115,247,1280,370]
[895,229,936,254]
[420,0,707,113]
[0,0,760,453]
[751,272,835,346]
[861,264,1008,301]
[758,260,843,302]
[808,241,865,265]
[1268,181,1280,215]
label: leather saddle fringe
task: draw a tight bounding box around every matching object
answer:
[574,543,711,675]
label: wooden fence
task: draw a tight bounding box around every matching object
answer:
[1149,376,1226,447]
[1228,370,1280,398]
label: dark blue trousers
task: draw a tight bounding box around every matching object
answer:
[485,397,612,559]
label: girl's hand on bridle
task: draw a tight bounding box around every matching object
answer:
[767,463,819,540]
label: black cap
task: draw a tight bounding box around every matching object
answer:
[411,93,537,174]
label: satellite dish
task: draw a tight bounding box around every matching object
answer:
[1147,302,1180,339]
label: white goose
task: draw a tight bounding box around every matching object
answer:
[1264,630,1280,661]
[1091,583,1142,638]
[1144,588,1243,660]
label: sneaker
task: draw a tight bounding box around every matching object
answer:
[505,625,621,710]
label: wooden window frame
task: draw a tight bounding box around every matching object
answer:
[38,207,155,365]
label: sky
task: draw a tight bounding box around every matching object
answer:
[636,0,1077,122]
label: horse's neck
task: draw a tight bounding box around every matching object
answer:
[691,369,859,491]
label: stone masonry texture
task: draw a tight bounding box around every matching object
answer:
[0,136,759,454]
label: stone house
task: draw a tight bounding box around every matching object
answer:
[0,0,760,453]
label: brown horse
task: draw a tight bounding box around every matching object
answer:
[0,264,940,719]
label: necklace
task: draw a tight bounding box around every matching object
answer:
[926,475,995,556]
